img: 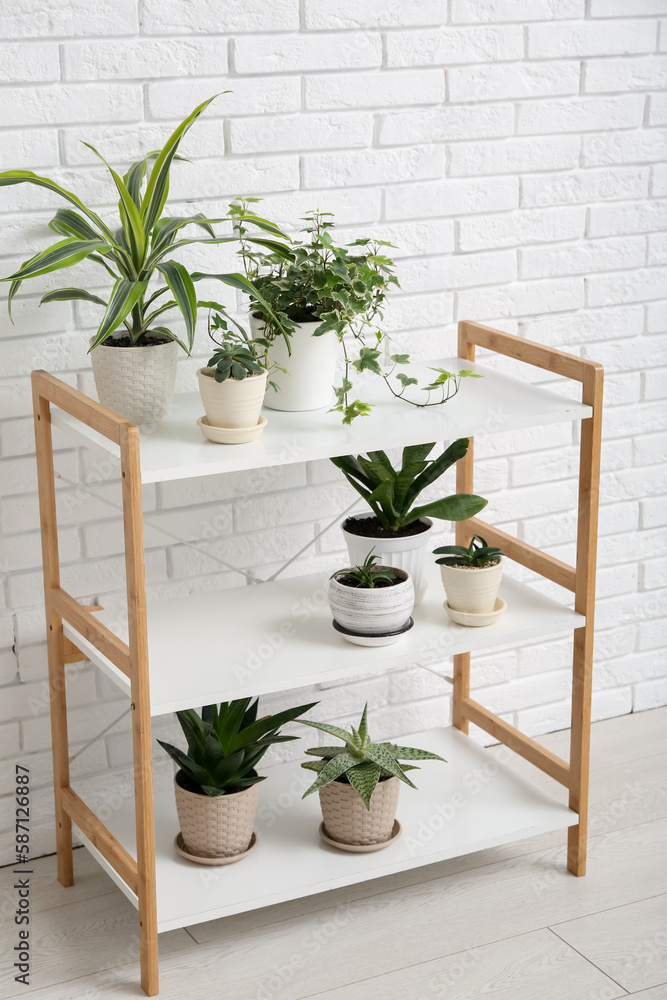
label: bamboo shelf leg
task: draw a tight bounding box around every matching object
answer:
[120,425,159,995]
[33,391,74,888]
[567,364,604,877]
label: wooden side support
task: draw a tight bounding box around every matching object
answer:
[32,371,159,996]
[62,606,104,663]
[453,322,603,878]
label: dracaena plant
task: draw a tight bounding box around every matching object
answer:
[0,95,289,353]
[434,534,504,569]
[331,438,487,532]
[299,704,445,809]
[157,697,317,797]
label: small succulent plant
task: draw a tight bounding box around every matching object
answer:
[433,534,503,569]
[157,697,317,796]
[205,312,265,382]
[298,704,445,808]
[331,551,401,589]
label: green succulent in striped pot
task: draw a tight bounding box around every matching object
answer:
[0,95,289,353]
[299,703,445,809]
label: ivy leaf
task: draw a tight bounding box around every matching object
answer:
[342,400,374,424]
[458,369,483,378]
[390,353,410,364]
[352,347,383,376]
[396,373,418,388]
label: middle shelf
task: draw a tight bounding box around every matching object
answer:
[63,565,584,715]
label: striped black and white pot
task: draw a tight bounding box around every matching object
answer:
[328,568,415,636]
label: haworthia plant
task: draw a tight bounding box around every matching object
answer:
[298,704,445,809]
[0,95,291,353]
[157,697,318,797]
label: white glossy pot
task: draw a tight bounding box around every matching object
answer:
[250,314,339,411]
[90,334,178,424]
[197,368,267,428]
[342,514,433,605]
[439,559,503,614]
[328,568,414,635]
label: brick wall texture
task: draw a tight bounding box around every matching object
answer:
[0,0,666,862]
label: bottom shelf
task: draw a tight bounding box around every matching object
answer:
[75,726,577,933]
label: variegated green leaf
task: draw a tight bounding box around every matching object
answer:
[89,278,148,350]
[2,238,107,283]
[155,260,197,353]
[40,287,106,306]
[346,761,380,809]
[151,214,219,255]
[48,208,105,242]
[301,752,359,798]
[0,170,115,242]
[82,142,146,269]
[358,703,369,744]
[298,719,359,745]
[378,744,446,762]
[362,744,417,788]
[141,94,221,234]
[304,746,347,758]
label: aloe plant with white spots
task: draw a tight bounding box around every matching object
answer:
[299,704,445,809]
[0,95,290,353]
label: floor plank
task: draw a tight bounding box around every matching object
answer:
[296,928,627,1000]
[552,895,667,993]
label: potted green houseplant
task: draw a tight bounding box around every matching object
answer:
[298,704,445,851]
[230,202,399,419]
[434,534,505,626]
[331,438,487,603]
[0,96,289,425]
[196,311,270,444]
[328,552,415,646]
[157,696,316,863]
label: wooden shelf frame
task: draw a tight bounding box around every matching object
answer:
[32,321,603,997]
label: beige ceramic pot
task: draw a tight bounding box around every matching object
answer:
[439,558,503,614]
[173,774,258,858]
[319,775,400,847]
[90,334,178,424]
[197,367,267,429]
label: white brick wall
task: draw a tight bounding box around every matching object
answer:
[0,3,666,863]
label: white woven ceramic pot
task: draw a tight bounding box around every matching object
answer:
[319,775,400,847]
[342,514,433,605]
[173,774,258,859]
[197,367,267,428]
[250,314,339,411]
[439,559,503,614]
[329,568,414,635]
[90,334,178,425]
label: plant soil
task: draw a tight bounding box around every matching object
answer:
[343,515,430,539]
[103,332,172,348]
[335,574,397,589]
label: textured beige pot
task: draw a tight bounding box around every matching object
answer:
[174,774,258,858]
[90,335,178,424]
[197,367,267,428]
[319,775,400,847]
[439,558,503,614]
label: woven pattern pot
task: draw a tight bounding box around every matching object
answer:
[440,558,503,614]
[197,367,267,428]
[174,775,258,859]
[319,775,400,846]
[342,515,433,605]
[90,335,178,425]
[328,568,414,635]
[250,314,339,411]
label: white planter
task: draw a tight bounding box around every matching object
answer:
[328,568,414,635]
[250,314,339,411]
[90,334,178,425]
[197,367,267,428]
[342,514,433,605]
[439,559,503,614]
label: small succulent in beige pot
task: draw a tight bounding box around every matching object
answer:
[298,704,445,851]
[197,313,269,434]
[158,696,316,861]
[434,534,504,617]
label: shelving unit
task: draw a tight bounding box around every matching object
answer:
[33,321,603,995]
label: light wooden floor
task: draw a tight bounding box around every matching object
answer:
[2,708,666,999]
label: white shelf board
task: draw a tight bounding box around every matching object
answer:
[51,356,591,484]
[62,566,584,716]
[73,726,577,933]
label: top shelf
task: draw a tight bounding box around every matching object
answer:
[52,356,591,484]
